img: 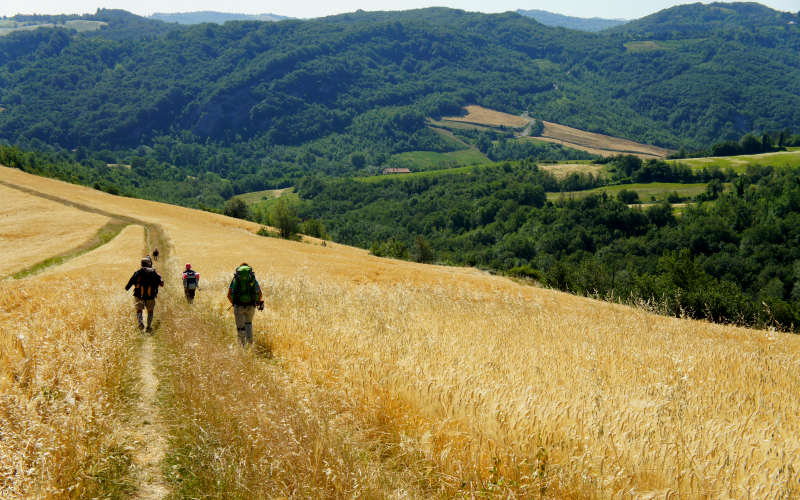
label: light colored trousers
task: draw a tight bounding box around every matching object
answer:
[233,305,256,345]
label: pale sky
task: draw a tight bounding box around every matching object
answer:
[1,0,797,22]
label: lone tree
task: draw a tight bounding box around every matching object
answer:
[413,235,435,263]
[223,197,251,220]
[269,198,299,239]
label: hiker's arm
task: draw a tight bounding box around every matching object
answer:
[124,273,135,291]
[227,287,233,304]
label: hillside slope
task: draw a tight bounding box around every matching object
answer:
[0,3,799,186]
[2,164,799,497]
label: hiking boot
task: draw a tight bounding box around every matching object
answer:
[145,326,153,333]
[138,323,145,331]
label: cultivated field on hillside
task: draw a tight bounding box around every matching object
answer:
[0,183,109,276]
[539,161,604,179]
[535,121,671,158]
[439,105,671,159]
[440,105,529,128]
[0,19,106,36]
[669,148,800,172]
[1,164,799,498]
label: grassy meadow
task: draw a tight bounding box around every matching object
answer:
[387,148,489,171]
[669,148,800,172]
[1,164,799,497]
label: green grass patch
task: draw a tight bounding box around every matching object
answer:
[235,187,295,206]
[547,182,708,202]
[387,149,489,171]
[9,220,129,279]
[668,150,800,173]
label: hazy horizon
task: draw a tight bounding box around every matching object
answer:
[1,0,797,22]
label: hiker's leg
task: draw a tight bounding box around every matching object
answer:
[243,306,255,345]
[135,299,145,329]
[234,306,247,345]
[187,289,195,303]
[146,300,155,329]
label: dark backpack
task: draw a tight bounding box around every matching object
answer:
[231,265,257,305]
[136,267,161,299]
[184,270,198,290]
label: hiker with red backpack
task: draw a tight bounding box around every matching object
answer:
[182,263,200,303]
[125,257,164,332]
[227,263,264,346]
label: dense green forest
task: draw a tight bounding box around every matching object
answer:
[295,157,800,330]
[0,3,799,202]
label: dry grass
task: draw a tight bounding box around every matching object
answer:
[0,183,109,276]
[441,105,529,128]
[0,225,145,497]
[539,162,605,179]
[2,165,800,497]
[157,265,447,497]
[537,121,670,159]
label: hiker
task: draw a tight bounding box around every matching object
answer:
[152,248,159,261]
[182,263,200,303]
[227,263,264,346]
[124,257,164,332]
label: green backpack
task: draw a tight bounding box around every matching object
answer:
[232,265,257,305]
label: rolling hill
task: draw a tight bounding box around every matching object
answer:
[516,8,627,31]
[2,164,799,497]
[0,3,799,201]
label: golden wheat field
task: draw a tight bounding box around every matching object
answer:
[0,183,109,276]
[1,163,799,498]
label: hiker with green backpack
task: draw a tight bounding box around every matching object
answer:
[227,263,264,346]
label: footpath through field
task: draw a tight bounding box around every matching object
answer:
[2,164,800,497]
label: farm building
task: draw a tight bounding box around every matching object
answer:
[382,168,411,174]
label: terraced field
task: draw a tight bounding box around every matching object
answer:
[2,164,799,498]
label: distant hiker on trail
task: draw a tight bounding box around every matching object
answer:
[152,248,159,261]
[125,257,164,332]
[227,263,264,346]
[182,263,200,303]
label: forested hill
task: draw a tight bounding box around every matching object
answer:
[608,2,800,38]
[0,3,799,187]
[516,9,627,32]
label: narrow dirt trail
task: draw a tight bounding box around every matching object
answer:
[129,226,173,499]
[130,335,170,499]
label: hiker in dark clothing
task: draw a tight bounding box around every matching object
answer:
[125,258,164,332]
[182,263,200,303]
[152,248,160,262]
[226,263,263,346]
